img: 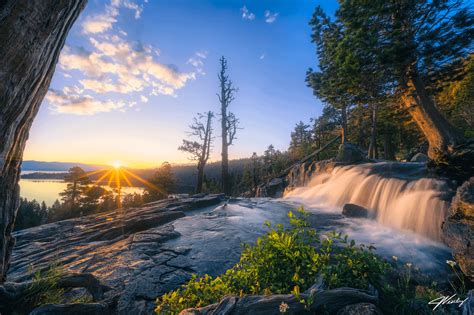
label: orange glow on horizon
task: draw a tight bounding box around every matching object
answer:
[81,165,165,208]
[111,160,122,169]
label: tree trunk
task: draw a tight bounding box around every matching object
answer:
[368,104,378,159]
[196,164,204,193]
[0,0,87,283]
[221,107,230,196]
[402,68,464,160]
[341,105,348,143]
[384,130,395,160]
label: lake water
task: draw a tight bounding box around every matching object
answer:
[19,174,144,206]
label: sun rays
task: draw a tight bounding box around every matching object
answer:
[79,166,166,208]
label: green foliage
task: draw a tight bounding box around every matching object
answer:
[122,192,144,209]
[378,258,467,315]
[321,233,389,290]
[155,274,231,314]
[437,55,474,137]
[224,209,325,295]
[25,263,65,307]
[306,0,473,161]
[144,162,176,201]
[289,122,314,161]
[14,198,48,231]
[155,208,389,314]
[60,167,90,207]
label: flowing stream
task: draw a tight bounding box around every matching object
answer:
[284,162,453,241]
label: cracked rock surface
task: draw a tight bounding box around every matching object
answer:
[8,195,300,314]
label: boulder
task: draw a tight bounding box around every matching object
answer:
[256,177,285,198]
[30,303,109,315]
[337,303,383,315]
[336,143,369,164]
[342,204,369,218]
[463,290,474,314]
[410,153,429,162]
[442,177,474,281]
[180,286,378,314]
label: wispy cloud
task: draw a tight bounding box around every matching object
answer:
[241,6,255,21]
[187,50,208,75]
[58,37,195,95]
[264,10,279,24]
[46,89,126,115]
[259,53,265,60]
[50,0,202,115]
[49,0,206,115]
[82,0,143,34]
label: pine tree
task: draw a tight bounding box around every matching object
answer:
[145,162,176,201]
[60,167,90,211]
[336,0,473,161]
[289,121,312,160]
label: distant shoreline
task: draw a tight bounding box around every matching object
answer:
[21,172,67,180]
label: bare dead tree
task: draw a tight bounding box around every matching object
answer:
[179,111,214,193]
[0,0,87,283]
[217,56,239,196]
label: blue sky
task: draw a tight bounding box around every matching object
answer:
[23,0,338,168]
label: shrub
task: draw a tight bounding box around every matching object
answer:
[156,274,231,313]
[155,207,390,314]
[321,234,389,290]
[224,208,327,295]
[25,262,65,306]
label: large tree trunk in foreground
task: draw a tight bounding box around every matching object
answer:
[401,68,464,160]
[0,0,87,283]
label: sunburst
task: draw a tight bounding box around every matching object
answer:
[77,165,164,209]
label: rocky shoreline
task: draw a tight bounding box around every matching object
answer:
[4,195,224,314]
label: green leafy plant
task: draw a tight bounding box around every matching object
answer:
[320,233,389,290]
[155,274,231,314]
[155,207,390,314]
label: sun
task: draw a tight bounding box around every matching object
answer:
[111,160,122,169]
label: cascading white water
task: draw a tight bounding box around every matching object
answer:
[284,162,452,240]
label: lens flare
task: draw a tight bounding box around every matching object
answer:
[112,161,122,169]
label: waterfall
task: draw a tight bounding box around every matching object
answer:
[284,162,452,240]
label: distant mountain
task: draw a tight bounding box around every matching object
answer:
[22,160,107,172]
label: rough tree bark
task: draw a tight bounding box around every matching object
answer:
[0,0,87,283]
[401,67,464,160]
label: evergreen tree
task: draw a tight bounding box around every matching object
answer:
[289,121,312,160]
[60,167,90,210]
[436,55,474,137]
[145,162,176,201]
[336,0,473,161]
[80,186,111,215]
[14,198,47,230]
